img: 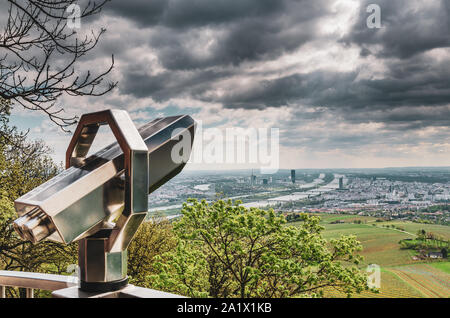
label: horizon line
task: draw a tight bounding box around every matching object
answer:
[183,165,450,172]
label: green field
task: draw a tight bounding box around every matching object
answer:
[430,262,450,275]
[309,214,378,224]
[381,220,450,240]
[291,214,450,298]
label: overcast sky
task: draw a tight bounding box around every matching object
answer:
[9,0,450,170]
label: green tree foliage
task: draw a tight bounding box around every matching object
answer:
[417,229,427,240]
[0,99,77,297]
[150,199,370,298]
[127,218,176,286]
[0,100,61,200]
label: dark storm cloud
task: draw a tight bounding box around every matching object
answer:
[120,68,235,102]
[215,54,450,126]
[120,52,450,130]
[218,71,359,110]
[343,0,450,59]
[114,0,333,100]
[105,0,285,29]
[104,0,329,70]
[345,106,450,131]
[100,0,450,133]
[150,17,316,70]
[103,0,168,27]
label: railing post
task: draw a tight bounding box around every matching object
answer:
[0,285,5,298]
[26,288,34,298]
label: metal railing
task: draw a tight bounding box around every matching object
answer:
[0,271,74,298]
[0,270,184,298]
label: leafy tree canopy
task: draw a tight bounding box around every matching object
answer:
[151,199,371,298]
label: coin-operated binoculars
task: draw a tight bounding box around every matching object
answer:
[13,109,196,293]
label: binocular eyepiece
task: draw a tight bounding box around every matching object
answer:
[13,207,55,243]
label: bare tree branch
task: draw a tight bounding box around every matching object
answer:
[0,0,116,131]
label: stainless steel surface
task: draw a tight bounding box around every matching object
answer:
[26,288,34,298]
[0,270,77,291]
[65,109,149,253]
[52,284,185,298]
[14,111,195,245]
[78,238,127,283]
[12,109,196,288]
[0,270,185,298]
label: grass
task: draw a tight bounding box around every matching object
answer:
[430,261,450,275]
[308,213,377,224]
[381,220,450,240]
[291,213,450,298]
[389,264,450,298]
[320,222,414,266]
[324,269,424,298]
